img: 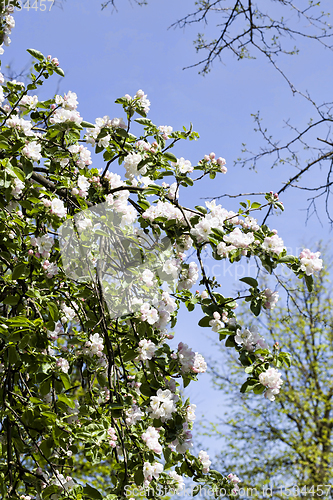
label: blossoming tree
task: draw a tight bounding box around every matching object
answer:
[0,6,323,500]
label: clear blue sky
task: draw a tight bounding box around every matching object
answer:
[4,0,333,485]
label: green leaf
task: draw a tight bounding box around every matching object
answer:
[59,373,71,390]
[12,263,29,280]
[3,296,20,305]
[194,205,207,214]
[250,301,261,316]
[30,397,43,405]
[8,345,19,364]
[164,151,177,162]
[239,276,258,288]
[198,316,211,327]
[304,274,314,292]
[81,121,95,128]
[225,335,236,347]
[211,227,225,239]
[47,302,59,322]
[122,349,138,362]
[41,484,60,499]
[279,255,296,263]
[253,383,266,394]
[240,378,258,393]
[27,48,44,61]
[83,484,103,499]
[134,118,152,126]
[11,166,25,181]
[53,66,65,77]
[22,161,33,179]
[57,394,76,409]
[251,202,261,209]
[6,316,30,325]
[140,383,152,397]
[134,469,144,486]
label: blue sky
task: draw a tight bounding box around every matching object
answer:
[4,0,333,486]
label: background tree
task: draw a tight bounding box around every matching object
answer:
[204,254,333,498]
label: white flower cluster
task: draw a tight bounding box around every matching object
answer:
[7,115,34,136]
[178,262,198,290]
[186,403,196,422]
[22,141,42,162]
[123,152,144,181]
[42,260,59,278]
[140,303,159,325]
[198,450,211,473]
[172,422,193,453]
[227,473,241,494]
[163,257,181,280]
[125,404,144,426]
[84,333,104,357]
[223,228,253,247]
[50,90,83,125]
[150,389,178,422]
[106,189,136,227]
[234,326,268,352]
[20,94,38,111]
[241,216,260,231]
[0,9,15,55]
[56,90,78,110]
[31,234,54,258]
[158,125,173,139]
[259,367,283,401]
[262,233,285,255]
[155,291,177,331]
[68,143,92,169]
[299,248,323,276]
[107,427,117,448]
[132,89,151,114]
[209,311,225,332]
[60,304,76,323]
[137,339,156,361]
[50,472,75,494]
[50,198,67,218]
[143,461,163,486]
[177,342,207,374]
[171,157,193,174]
[263,288,279,309]
[143,200,184,224]
[11,176,25,198]
[142,426,162,454]
[141,269,156,287]
[56,357,69,374]
[168,470,184,492]
[135,291,177,331]
[191,200,239,244]
[85,115,126,146]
